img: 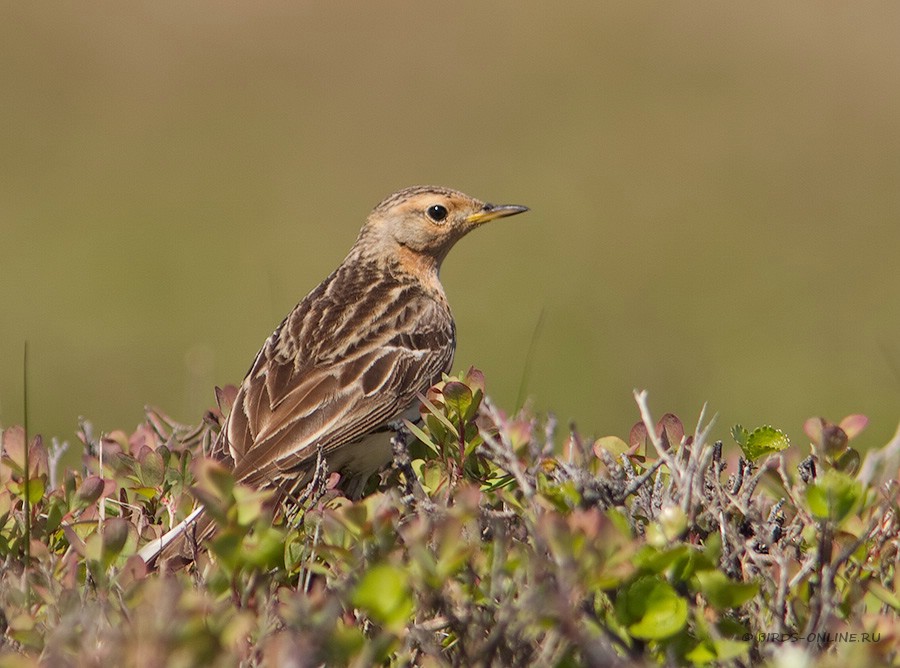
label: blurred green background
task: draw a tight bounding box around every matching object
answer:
[2,3,899,451]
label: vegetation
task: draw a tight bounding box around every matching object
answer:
[0,369,898,666]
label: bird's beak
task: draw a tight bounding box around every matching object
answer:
[466,203,529,225]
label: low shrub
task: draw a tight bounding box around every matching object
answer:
[1,369,897,666]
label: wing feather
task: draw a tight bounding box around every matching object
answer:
[220,264,454,494]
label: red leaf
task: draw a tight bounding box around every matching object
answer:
[1,426,26,470]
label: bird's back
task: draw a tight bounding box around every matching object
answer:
[213,254,456,501]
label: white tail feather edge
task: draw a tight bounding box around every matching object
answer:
[137,506,206,564]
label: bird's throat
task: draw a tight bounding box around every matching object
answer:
[395,243,446,297]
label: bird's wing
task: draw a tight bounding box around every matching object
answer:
[224,288,454,490]
[141,316,450,566]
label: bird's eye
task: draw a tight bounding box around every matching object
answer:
[426,204,449,222]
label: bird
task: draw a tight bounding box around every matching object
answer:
[138,185,528,565]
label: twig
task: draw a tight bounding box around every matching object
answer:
[477,429,535,500]
[618,458,664,502]
[633,390,681,486]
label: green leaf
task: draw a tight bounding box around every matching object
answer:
[436,534,473,580]
[695,570,759,609]
[191,459,236,520]
[352,563,414,633]
[686,638,749,664]
[805,485,828,518]
[138,448,165,488]
[606,508,633,537]
[462,425,482,459]
[326,622,367,664]
[464,388,483,423]
[283,532,305,570]
[805,469,862,523]
[740,426,790,461]
[730,424,749,447]
[101,518,132,566]
[442,381,473,423]
[616,576,688,640]
[242,525,286,569]
[44,498,64,534]
[833,447,860,475]
[403,419,438,455]
[418,394,459,438]
[710,638,750,662]
[593,436,630,458]
[632,545,690,574]
[232,485,272,526]
[703,531,722,564]
[209,528,245,570]
[10,475,46,505]
[658,505,687,542]
[194,459,234,500]
[424,413,450,446]
[669,545,716,583]
[24,476,45,505]
[868,580,900,610]
[685,642,716,664]
[131,486,159,500]
[539,479,581,511]
[415,459,447,495]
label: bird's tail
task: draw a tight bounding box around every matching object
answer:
[137,506,216,569]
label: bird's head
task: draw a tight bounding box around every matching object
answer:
[357,186,528,270]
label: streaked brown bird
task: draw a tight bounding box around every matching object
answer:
[139,185,528,564]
